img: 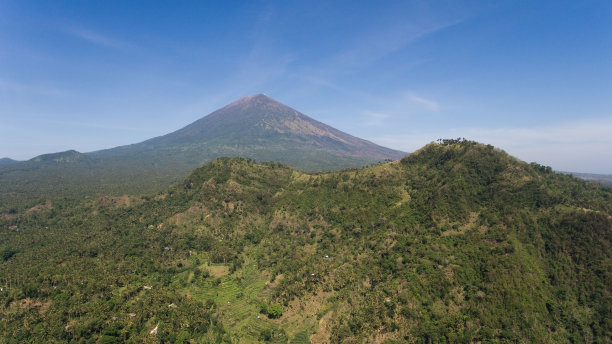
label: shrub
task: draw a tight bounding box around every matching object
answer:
[267,304,283,318]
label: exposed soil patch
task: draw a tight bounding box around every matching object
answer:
[0,213,16,220]
[11,298,43,309]
[99,195,142,209]
[25,200,52,214]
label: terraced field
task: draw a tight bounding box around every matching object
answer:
[178,257,314,343]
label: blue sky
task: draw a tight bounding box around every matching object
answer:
[1,1,611,173]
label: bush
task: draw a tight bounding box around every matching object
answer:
[267,304,283,318]
[260,328,272,341]
[1,247,17,261]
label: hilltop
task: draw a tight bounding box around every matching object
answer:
[1,141,609,343]
[0,95,404,210]
[29,150,87,164]
[0,158,18,165]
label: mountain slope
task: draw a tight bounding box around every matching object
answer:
[1,141,609,343]
[94,94,404,170]
[0,95,404,210]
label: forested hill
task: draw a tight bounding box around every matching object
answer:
[1,141,610,343]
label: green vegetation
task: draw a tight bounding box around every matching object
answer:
[1,141,610,343]
[266,304,283,319]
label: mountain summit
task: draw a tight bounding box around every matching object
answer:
[1,95,405,205]
[167,93,358,143]
[117,94,405,170]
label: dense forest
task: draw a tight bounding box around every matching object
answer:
[1,141,610,343]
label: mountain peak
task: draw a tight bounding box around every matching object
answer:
[222,93,287,113]
[236,93,273,102]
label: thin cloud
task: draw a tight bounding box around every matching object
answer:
[38,118,156,132]
[356,90,440,127]
[219,6,297,98]
[0,122,15,130]
[226,50,295,97]
[67,28,129,49]
[289,6,469,95]
[0,79,69,97]
[405,92,439,112]
[333,17,464,69]
[362,110,390,126]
